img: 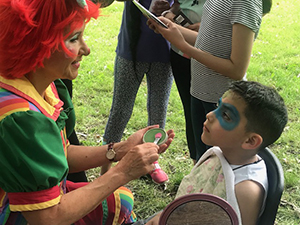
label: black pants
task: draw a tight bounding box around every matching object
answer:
[191,96,217,161]
[170,50,196,159]
[62,79,88,182]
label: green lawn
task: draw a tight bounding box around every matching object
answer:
[73,0,300,224]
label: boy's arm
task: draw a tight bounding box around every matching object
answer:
[235,180,264,225]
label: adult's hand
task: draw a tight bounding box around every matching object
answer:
[114,125,175,161]
[157,128,175,154]
[114,125,158,161]
[151,0,170,16]
[114,143,160,182]
[164,11,176,21]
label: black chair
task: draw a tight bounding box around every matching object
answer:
[257,147,284,225]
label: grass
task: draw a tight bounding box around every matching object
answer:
[73,0,300,224]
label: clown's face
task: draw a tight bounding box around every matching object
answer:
[42,24,90,81]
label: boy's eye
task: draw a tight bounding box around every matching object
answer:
[214,100,240,131]
[222,111,231,122]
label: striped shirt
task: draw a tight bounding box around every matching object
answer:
[191,0,263,103]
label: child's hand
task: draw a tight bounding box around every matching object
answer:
[188,22,200,31]
[147,17,186,51]
[147,16,171,34]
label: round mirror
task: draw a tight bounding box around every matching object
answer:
[159,193,239,225]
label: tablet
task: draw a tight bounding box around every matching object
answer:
[132,0,168,28]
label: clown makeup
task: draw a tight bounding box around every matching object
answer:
[64,30,90,58]
[64,32,81,57]
[41,23,90,81]
[213,98,240,131]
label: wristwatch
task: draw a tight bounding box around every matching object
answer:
[106,142,116,161]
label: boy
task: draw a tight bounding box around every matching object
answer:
[138,80,288,225]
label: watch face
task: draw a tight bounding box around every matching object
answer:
[106,149,115,160]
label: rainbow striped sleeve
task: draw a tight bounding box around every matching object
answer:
[0,88,64,213]
[0,88,40,121]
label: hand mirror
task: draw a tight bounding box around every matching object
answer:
[159,193,239,225]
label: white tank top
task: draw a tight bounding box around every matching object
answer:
[230,156,268,215]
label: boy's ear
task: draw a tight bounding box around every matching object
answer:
[242,133,263,150]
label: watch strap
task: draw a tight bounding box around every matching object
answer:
[106,142,116,161]
[108,142,114,151]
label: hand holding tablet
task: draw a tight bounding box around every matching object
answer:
[132,0,168,28]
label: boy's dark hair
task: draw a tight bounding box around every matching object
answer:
[229,80,288,150]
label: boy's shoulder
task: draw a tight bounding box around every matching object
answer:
[235,180,265,222]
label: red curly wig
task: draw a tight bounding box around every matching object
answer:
[0,0,100,79]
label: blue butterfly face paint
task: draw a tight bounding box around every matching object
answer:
[213,98,240,131]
